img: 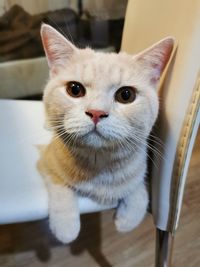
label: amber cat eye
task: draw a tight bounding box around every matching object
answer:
[115,86,136,104]
[66,81,86,98]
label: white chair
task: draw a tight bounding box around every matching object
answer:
[121,0,200,266]
[0,0,199,266]
[0,100,114,224]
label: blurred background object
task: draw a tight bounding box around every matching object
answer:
[0,0,127,99]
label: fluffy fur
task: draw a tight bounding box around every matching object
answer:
[38,24,174,243]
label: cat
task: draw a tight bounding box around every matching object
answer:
[38,23,174,243]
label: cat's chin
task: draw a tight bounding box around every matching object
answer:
[81,130,109,148]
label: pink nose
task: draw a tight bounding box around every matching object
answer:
[85,109,109,125]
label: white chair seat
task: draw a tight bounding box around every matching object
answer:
[0,100,114,224]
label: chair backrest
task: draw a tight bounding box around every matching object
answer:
[121,0,200,233]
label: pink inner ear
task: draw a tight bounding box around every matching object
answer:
[150,41,174,85]
[156,47,173,73]
[42,33,55,67]
[150,60,165,85]
[41,24,77,72]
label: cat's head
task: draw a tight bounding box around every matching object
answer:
[41,24,174,149]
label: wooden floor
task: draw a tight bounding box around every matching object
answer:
[0,129,199,267]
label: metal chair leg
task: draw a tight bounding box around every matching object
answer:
[155,228,174,267]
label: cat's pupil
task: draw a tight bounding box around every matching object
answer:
[121,89,131,100]
[71,83,81,95]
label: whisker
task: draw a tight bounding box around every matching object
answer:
[124,138,160,169]
[131,134,164,161]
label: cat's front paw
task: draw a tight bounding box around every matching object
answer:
[115,214,140,233]
[114,199,147,233]
[49,213,80,244]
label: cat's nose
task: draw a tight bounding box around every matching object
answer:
[85,109,109,125]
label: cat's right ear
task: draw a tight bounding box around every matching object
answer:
[40,23,77,75]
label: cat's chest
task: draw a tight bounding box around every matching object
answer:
[72,154,146,205]
[61,147,134,183]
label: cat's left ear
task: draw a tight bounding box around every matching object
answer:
[135,37,175,86]
[40,23,77,75]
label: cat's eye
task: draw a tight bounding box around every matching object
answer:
[115,86,136,104]
[66,81,86,98]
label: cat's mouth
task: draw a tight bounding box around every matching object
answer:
[80,127,109,147]
[56,124,109,148]
[85,127,105,139]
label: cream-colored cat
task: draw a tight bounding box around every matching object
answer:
[38,24,174,243]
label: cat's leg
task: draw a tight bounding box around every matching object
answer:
[47,181,80,243]
[114,181,148,232]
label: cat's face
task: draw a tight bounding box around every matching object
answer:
[41,24,174,149]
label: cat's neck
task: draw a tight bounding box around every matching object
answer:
[53,136,137,167]
[44,136,146,184]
